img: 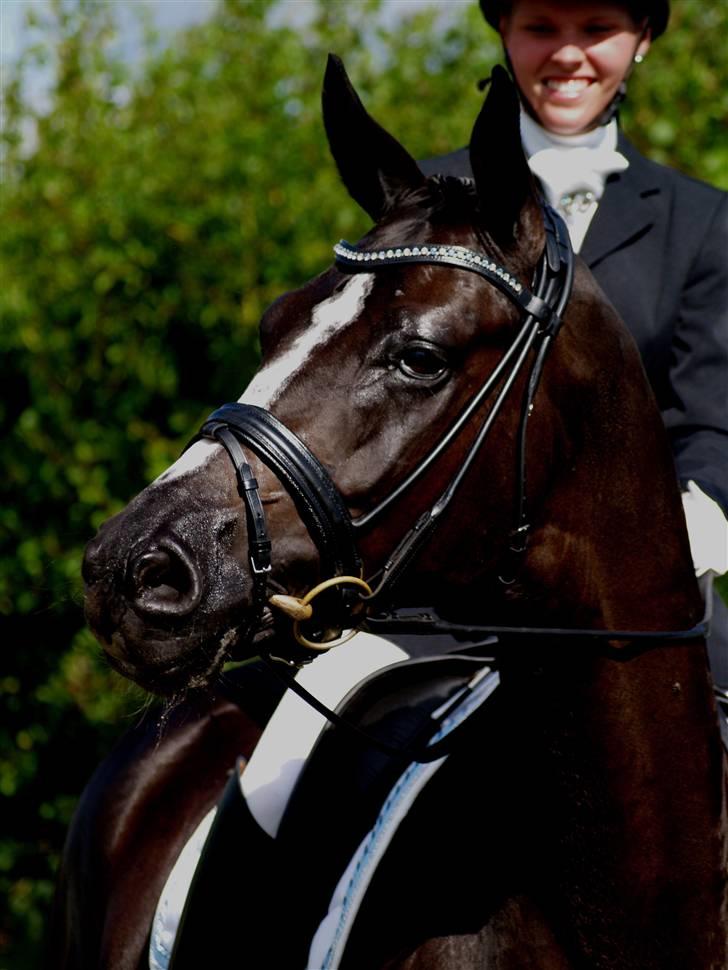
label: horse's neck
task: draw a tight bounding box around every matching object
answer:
[491,342,728,966]
[525,337,701,634]
[523,483,700,633]
[493,634,727,970]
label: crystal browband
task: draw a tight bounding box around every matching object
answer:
[333,239,553,324]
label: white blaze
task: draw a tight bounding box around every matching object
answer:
[242,273,374,407]
[155,273,374,485]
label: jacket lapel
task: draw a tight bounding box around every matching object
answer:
[581,135,663,267]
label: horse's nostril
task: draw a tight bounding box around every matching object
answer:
[134,550,174,588]
[128,543,202,616]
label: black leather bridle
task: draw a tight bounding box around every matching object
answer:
[189,203,709,672]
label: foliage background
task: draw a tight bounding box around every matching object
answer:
[1,0,726,965]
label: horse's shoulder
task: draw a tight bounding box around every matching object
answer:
[51,670,277,969]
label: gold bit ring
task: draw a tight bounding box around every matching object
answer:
[291,575,372,651]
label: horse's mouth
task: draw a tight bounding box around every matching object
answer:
[100,608,279,696]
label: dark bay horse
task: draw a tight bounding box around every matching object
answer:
[55,59,727,969]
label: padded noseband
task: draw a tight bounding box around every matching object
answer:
[199,403,361,581]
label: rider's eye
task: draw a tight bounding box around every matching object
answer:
[524,23,554,34]
[585,22,614,35]
[398,343,449,382]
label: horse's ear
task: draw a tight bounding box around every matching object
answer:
[322,54,426,222]
[470,66,542,248]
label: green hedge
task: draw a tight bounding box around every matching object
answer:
[1,1,725,965]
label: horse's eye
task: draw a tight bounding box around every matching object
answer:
[398,343,449,381]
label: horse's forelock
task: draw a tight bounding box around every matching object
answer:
[392,175,479,228]
[368,174,540,282]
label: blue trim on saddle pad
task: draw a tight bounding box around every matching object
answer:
[308,668,500,968]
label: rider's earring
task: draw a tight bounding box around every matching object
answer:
[634,53,645,64]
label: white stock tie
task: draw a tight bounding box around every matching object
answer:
[528,145,628,213]
[520,113,629,251]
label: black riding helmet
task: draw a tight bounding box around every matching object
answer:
[479,0,670,38]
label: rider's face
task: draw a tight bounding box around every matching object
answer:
[500,0,651,134]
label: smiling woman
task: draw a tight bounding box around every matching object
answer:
[498,0,651,134]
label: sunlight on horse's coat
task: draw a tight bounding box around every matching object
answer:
[241,273,375,407]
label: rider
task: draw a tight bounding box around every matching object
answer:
[422,0,728,687]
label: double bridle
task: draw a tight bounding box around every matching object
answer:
[189,203,709,677]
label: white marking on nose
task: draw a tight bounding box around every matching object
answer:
[241,273,374,408]
[155,439,219,485]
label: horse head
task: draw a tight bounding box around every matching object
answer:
[82,57,700,696]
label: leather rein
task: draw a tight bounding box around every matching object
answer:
[187,203,709,734]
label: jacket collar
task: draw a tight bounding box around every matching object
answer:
[580,134,663,267]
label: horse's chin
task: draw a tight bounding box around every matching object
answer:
[85,597,239,696]
[96,626,235,696]
[91,602,279,696]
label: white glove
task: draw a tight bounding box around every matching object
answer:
[681,480,728,577]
